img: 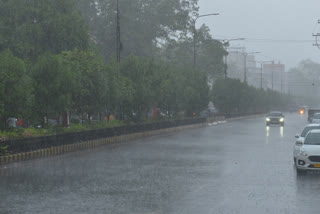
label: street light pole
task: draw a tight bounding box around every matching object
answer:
[192,13,219,71]
[224,52,228,78]
[272,66,274,90]
[244,53,247,83]
[252,61,273,89]
[260,63,263,88]
[222,38,245,78]
[239,51,260,83]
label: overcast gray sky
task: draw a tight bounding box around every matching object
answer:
[198,0,320,70]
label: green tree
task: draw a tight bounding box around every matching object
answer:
[287,59,320,100]
[157,65,183,115]
[212,78,292,115]
[77,0,199,60]
[0,0,89,62]
[0,50,32,128]
[119,55,153,120]
[163,25,227,78]
[31,53,75,125]
[60,49,108,120]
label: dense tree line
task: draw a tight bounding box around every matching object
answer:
[0,0,89,62]
[77,0,198,58]
[0,49,209,127]
[76,0,226,77]
[287,60,320,103]
[212,78,292,115]
[0,0,292,129]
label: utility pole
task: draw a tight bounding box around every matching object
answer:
[260,63,263,89]
[261,60,284,91]
[116,0,121,63]
[244,54,247,83]
[313,20,320,49]
[252,61,273,89]
[224,53,228,78]
[193,20,196,70]
[239,51,260,83]
[272,63,274,90]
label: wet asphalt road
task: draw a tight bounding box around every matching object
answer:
[1,113,320,214]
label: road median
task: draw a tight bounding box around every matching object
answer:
[0,113,266,165]
[0,118,207,165]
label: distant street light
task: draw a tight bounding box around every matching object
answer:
[192,13,219,71]
[222,38,245,78]
[238,51,260,83]
[251,61,273,89]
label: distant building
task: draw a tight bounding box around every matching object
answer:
[227,50,258,87]
[227,50,287,92]
[263,62,286,92]
[227,51,244,80]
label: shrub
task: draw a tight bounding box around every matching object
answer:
[0,145,9,156]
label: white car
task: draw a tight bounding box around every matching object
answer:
[293,124,320,162]
[295,129,320,175]
[311,113,320,124]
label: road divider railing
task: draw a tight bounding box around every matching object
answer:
[0,118,207,165]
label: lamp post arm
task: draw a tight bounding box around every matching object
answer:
[194,13,220,22]
[192,13,219,71]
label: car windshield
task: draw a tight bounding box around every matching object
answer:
[304,133,320,145]
[268,112,282,117]
[301,127,320,137]
[313,114,320,119]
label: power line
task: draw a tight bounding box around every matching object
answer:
[245,39,312,44]
[213,35,312,44]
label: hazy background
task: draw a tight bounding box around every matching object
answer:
[198,0,320,70]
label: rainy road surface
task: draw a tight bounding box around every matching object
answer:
[1,113,320,214]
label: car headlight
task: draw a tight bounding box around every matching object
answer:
[298,149,308,156]
[279,118,284,122]
[266,118,270,121]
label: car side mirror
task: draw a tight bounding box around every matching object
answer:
[295,140,303,146]
[295,134,299,139]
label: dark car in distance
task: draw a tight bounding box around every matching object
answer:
[308,108,320,122]
[266,111,285,126]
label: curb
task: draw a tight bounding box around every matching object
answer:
[225,113,266,122]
